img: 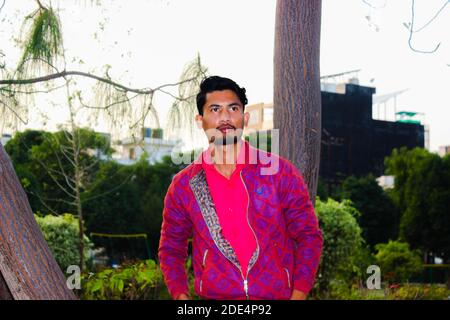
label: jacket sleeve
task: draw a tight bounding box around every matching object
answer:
[278,160,323,295]
[158,178,193,299]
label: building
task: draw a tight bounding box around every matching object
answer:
[113,128,179,165]
[244,81,425,185]
[438,145,450,157]
[1,133,12,146]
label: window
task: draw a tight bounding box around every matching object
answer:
[129,148,136,160]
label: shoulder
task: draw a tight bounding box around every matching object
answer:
[169,161,202,189]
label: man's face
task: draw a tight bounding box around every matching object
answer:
[196,89,249,146]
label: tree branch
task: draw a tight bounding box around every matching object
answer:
[408,0,443,54]
[412,0,449,33]
[0,100,28,125]
[1,70,198,95]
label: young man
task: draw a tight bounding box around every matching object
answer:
[158,76,323,300]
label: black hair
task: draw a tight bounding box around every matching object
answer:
[196,76,248,115]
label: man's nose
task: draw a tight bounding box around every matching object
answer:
[219,108,232,121]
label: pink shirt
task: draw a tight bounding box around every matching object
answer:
[201,141,257,276]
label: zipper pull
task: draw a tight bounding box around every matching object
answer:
[243,280,249,299]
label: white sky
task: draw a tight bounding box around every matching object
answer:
[1,0,449,151]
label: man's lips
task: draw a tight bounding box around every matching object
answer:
[217,125,235,133]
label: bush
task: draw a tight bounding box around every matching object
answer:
[80,260,168,300]
[35,213,92,272]
[312,198,370,298]
[386,284,450,300]
[374,240,423,284]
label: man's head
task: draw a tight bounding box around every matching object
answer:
[195,76,249,146]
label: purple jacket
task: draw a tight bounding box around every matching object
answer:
[158,142,323,300]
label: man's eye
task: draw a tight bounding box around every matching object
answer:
[229,106,239,112]
[211,107,220,112]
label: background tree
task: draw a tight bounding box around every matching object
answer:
[83,155,186,262]
[338,174,400,249]
[385,147,450,263]
[4,130,46,211]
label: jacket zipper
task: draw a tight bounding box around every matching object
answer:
[198,171,260,299]
[200,249,209,293]
[240,171,260,300]
[202,249,209,267]
[199,211,246,297]
[284,268,291,289]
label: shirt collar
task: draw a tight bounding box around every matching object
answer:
[201,139,249,171]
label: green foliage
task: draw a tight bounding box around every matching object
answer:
[374,240,423,284]
[35,213,92,272]
[385,147,450,262]
[4,129,46,164]
[322,283,450,300]
[18,6,63,73]
[6,128,113,214]
[313,198,370,297]
[338,174,400,249]
[80,260,167,300]
[387,284,450,300]
[83,155,185,262]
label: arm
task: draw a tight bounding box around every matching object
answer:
[278,161,323,297]
[158,179,193,300]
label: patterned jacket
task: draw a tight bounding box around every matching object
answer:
[158,142,323,300]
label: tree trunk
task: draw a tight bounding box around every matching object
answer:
[274,0,322,205]
[0,142,77,300]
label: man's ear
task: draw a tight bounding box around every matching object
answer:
[243,111,250,127]
[195,114,203,129]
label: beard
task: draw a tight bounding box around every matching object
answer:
[209,127,243,146]
[211,134,239,146]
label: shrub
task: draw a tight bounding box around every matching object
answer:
[35,213,92,272]
[387,284,450,300]
[313,198,370,298]
[80,259,168,300]
[374,240,423,284]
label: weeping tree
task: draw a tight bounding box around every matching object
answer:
[0,1,205,299]
[166,54,209,153]
[273,0,322,205]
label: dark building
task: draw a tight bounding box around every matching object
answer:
[320,83,425,184]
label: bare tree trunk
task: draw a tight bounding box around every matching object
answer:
[274,0,322,205]
[0,142,77,299]
[73,140,85,273]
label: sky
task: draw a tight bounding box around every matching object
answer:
[0,0,449,152]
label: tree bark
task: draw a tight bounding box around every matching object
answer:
[274,0,322,205]
[0,142,77,300]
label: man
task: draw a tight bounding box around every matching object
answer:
[158,76,323,300]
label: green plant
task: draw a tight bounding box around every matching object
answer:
[35,213,92,272]
[80,259,167,300]
[312,198,368,298]
[386,284,450,300]
[374,240,423,284]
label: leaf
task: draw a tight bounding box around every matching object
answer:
[91,281,103,293]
